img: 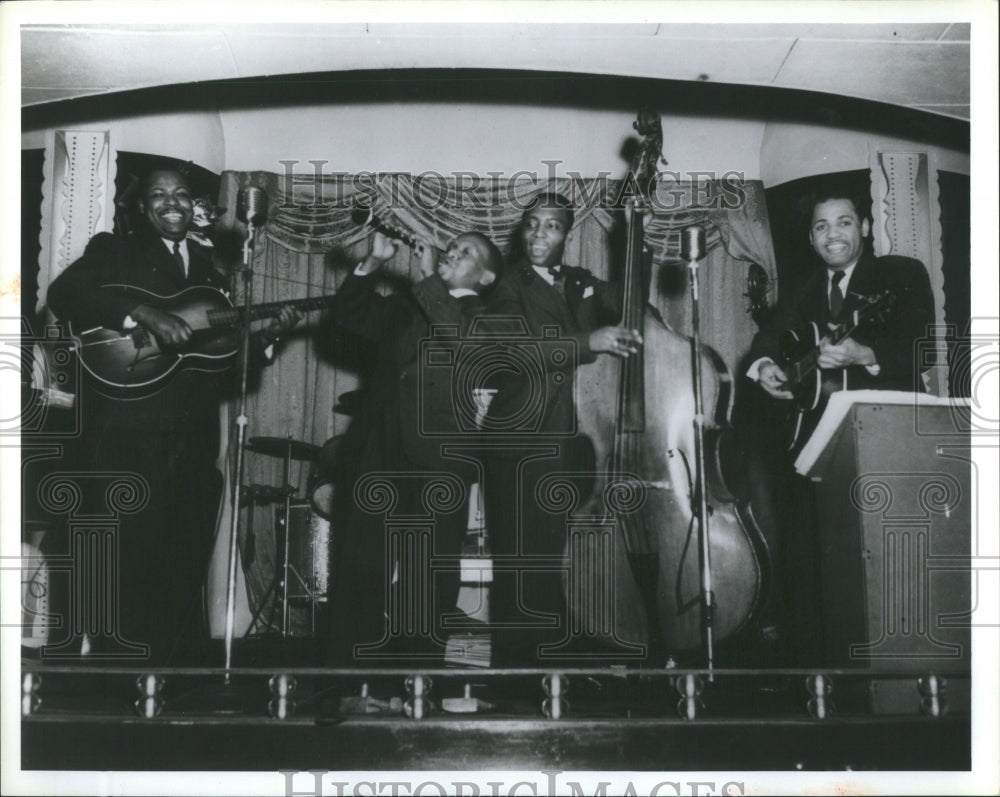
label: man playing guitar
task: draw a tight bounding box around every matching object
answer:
[46,168,300,665]
[745,187,934,665]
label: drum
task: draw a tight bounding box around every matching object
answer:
[276,501,332,602]
[307,435,344,520]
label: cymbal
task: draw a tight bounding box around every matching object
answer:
[246,436,321,461]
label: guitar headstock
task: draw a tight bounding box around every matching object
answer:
[853,289,897,326]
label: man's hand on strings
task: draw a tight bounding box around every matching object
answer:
[817,336,876,369]
[758,361,794,400]
[263,306,302,342]
[590,325,643,358]
[132,305,192,347]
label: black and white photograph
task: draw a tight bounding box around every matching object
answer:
[2,2,998,795]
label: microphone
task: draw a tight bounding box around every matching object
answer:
[237,187,268,225]
[681,225,706,262]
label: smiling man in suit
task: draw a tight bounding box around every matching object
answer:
[746,189,935,666]
[46,168,299,666]
[751,191,934,400]
[482,192,642,668]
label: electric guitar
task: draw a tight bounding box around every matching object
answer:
[780,289,895,450]
[69,285,336,398]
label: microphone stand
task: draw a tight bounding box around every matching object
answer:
[175,197,265,716]
[221,209,260,684]
[683,226,716,677]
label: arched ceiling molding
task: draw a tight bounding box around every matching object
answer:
[21,23,970,120]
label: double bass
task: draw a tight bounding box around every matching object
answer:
[569,110,766,663]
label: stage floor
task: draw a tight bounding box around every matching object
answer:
[20,660,971,771]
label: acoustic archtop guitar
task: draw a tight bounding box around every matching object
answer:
[69,285,336,398]
[779,289,895,451]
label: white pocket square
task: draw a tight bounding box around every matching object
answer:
[582,286,594,299]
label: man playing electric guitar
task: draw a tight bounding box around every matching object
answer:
[46,168,300,665]
[750,191,935,426]
[746,188,934,666]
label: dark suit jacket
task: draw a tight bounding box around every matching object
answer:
[48,227,227,331]
[750,251,935,393]
[334,270,488,470]
[48,226,238,430]
[483,261,621,441]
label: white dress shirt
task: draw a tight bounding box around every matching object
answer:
[531,264,594,298]
[122,238,191,330]
[353,262,475,299]
[164,237,190,277]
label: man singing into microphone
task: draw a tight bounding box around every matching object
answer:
[46,168,300,665]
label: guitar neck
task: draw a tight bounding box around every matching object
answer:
[828,315,862,347]
[789,295,889,381]
[207,295,336,328]
[789,317,859,377]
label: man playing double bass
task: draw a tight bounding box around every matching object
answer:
[483,192,642,668]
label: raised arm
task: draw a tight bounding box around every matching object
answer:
[332,232,404,340]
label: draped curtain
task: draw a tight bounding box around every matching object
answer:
[212,171,777,626]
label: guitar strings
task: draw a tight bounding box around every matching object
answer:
[235,272,339,294]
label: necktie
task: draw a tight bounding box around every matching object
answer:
[547,267,565,300]
[172,241,186,278]
[829,270,845,318]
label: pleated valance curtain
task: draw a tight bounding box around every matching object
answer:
[211,171,777,628]
[215,171,777,363]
